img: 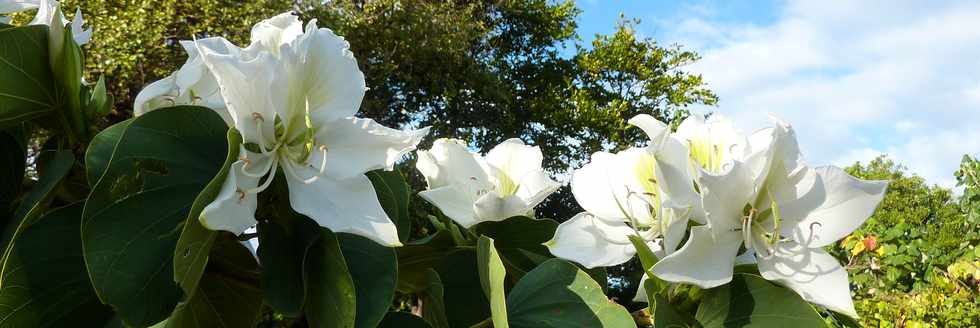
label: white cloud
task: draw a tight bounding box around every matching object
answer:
[656,0,980,189]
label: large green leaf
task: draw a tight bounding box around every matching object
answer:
[81,106,228,326]
[0,203,114,327]
[477,236,509,328]
[256,213,321,316]
[165,240,262,328]
[338,233,397,328]
[474,216,558,277]
[378,312,432,328]
[0,149,73,261]
[0,25,57,129]
[436,250,492,327]
[172,128,241,300]
[694,273,825,328]
[420,269,450,328]
[303,228,356,328]
[395,230,459,293]
[366,169,412,242]
[85,119,132,187]
[505,259,635,328]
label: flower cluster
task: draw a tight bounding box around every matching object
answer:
[134,11,887,319]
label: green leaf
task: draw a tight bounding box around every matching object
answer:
[0,25,57,129]
[477,236,509,328]
[473,216,558,277]
[628,235,659,273]
[420,269,450,328]
[0,203,114,327]
[304,228,357,328]
[505,258,635,328]
[0,128,25,215]
[51,24,85,139]
[257,213,321,316]
[378,312,432,328]
[652,294,694,328]
[81,106,228,327]
[436,250,491,327]
[339,233,397,328]
[366,169,412,242]
[0,149,73,261]
[694,273,825,328]
[85,118,132,187]
[395,230,458,293]
[165,240,262,328]
[173,128,242,300]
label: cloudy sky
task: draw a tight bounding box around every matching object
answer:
[576,0,980,189]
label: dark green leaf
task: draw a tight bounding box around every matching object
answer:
[436,250,492,327]
[81,106,228,326]
[0,25,56,129]
[477,236,509,328]
[304,228,356,328]
[694,273,825,328]
[366,169,412,242]
[0,203,114,327]
[506,259,634,328]
[0,149,73,260]
[85,118,132,187]
[339,233,397,328]
[378,312,432,328]
[473,216,558,277]
[257,213,321,316]
[173,128,242,300]
[395,230,457,293]
[420,269,450,328]
[653,294,694,328]
[165,240,262,328]
[0,128,25,215]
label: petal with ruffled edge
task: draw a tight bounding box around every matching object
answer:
[473,193,528,224]
[514,170,560,209]
[287,173,401,247]
[68,8,91,45]
[133,76,178,116]
[288,21,366,128]
[782,166,888,248]
[310,117,429,180]
[416,138,492,191]
[651,225,742,288]
[418,185,478,227]
[249,12,303,53]
[697,159,756,235]
[545,213,637,268]
[200,148,270,235]
[758,241,858,318]
[485,138,544,184]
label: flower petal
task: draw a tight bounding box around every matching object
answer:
[758,242,858,318]
[69,8,91,45]
[133,75,178,116]
[655,137,704,223]
[697,160,756,235]
[651,225,741,288]
[418,185,478,227]
[200,149,270,235]
[628,114,669,146]
[485,138,544,183]
[0,0,40,13]
[287,174,402,246]
[514,170,560,209]
[783,166,888,247]
[416,138,492,191]
[571,151,625,220]
[473,193,528,223]
[313,117,429,180]
[290,22,366,125]
[249,12,303,52]
[545,213,637,268]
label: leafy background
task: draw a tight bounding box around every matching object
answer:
[7,0,979,327]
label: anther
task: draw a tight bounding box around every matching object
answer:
[251,112,265,121]
[236,188,246,201]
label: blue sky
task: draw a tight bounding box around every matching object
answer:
[574,0,980,189]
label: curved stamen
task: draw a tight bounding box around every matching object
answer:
[251,113,280,155]
[240,154,275,178]
[241,156,280,194]
[281,146,328,185]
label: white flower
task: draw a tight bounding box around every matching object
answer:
[416,138,560,228]
[1,0,92,45]
[651,117,887,318]
[545,115,703,269]
[174,12,429,247]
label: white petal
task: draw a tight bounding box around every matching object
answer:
[655,137,704,223]
[650,225,741,288]
[291,23,365,125]
[416,138,492,190]
[485,138,543,183]
[697,160,756,235]
[0,0,40,13]
[473,193,528,223]
[249,12,303,52]
[571,152,625,220]
[660,205,690,254]
[133,75,178,116]
[69,8,91,45]
[287,174,401,247]
[418,186,478,228]
[200,150,270,235]
[783,166,888,247]
[514,170,560,209]
[628,114,670,146]
[313,117,429,180]
[758,242,858,318]
[196,40,279,146]
[545,213,637,268]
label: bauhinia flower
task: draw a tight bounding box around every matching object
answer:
[651,116,887,318]
[545,114,704,270]
[138,12,430,246]
[0,0,92,44]
[416,138,560,228]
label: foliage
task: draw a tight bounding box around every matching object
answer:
[829,156,980,326]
